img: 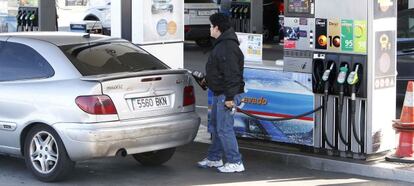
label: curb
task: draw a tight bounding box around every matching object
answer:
[194,109,414,183]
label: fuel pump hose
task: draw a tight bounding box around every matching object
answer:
[337,87,350,146]
[235,105,323,122]
[319,63,337,149]
[336,65,350,146]
[321,90,337,149]
[350,88,364,146]
[346,64,364,147]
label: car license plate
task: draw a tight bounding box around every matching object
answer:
[132,96,170,111]
[198,10,214,16]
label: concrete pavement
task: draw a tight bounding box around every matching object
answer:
[0,141,409,186]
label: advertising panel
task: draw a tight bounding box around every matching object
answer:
[19,0,38,7]
[237,32,263,62]
[374,31,396,89]
[341,19,354,52]
[315,18,327,50]
[283,17,314,51]
[327,18,341,52]
[374,0,397,19]
[208,68,315,146]
[354,20,367,54]
[142,0,184,44]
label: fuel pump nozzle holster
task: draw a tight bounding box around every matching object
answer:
[337,64,349,100]
[322,63,335,95]
[347,64,360,100]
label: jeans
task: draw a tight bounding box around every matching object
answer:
[207,94,242,163]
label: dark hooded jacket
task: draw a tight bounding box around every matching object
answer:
[206,28,245,101]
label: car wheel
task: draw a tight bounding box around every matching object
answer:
[132,147,176,166]
[196,38,212,48]
[24,125,75,182]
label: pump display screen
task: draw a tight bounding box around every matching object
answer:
[287,0,312,14]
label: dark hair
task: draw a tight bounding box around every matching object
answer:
[209,13,231,33]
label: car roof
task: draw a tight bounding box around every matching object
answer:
[0,32,124,46]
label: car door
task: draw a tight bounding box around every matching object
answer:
[0,40,55,155]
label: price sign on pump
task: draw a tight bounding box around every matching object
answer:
[341,20,354,52]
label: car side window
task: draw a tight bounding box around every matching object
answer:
[0,41,54,81]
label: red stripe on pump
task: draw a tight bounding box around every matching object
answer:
[238,109,314,121]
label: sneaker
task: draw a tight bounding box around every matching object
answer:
[197,158,223,168]
[217,162,245,173]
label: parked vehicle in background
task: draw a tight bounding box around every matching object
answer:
[82,0,111,35]
[397,8,414,115]
[152,0,174,14]
[0,32,200,182]
[184,0,219,47]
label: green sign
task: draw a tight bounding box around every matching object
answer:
[354,20,367,54]
[341,20,354,52]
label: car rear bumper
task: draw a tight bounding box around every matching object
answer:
[53,112,200,161]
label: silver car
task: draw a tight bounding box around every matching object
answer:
[0,32,200,182]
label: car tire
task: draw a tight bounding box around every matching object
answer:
[196,38,212,48]
[24,125,75,182]
[132,148,176,166]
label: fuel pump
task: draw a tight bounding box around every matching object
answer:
[283,0,397,159]
[19,10,26,32]
[29,10,37,31]
[240,5,246,32]
[321,62,337,149]
[24,11,32,31]
[15,0,56,32]
[16,10,23,32]
[336,64,351,151]
[242,5,250,33]
[229,6,235,28]
[234,6,240,32]
[347,64,365,153]
[230,1,262,33]
[237,5,244,32]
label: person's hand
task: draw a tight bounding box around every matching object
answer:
[225,100,234,109]
[201,78,207,86]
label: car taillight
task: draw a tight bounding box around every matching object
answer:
[75,95,117,115]
[183,86,195,106]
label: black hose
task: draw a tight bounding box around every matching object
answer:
[321,91,336,149]
[237,105,322,122]
[350,86,364,146]
[337,86,350,146]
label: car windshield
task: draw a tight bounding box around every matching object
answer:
[397,9,414,39]
[60,42,169,76]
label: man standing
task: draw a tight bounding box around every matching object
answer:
[197,13,245,173]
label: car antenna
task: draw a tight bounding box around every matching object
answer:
[83,20,99,38]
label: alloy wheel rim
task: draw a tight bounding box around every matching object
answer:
[29,131,59,174]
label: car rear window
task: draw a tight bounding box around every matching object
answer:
[59,42,169,76]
